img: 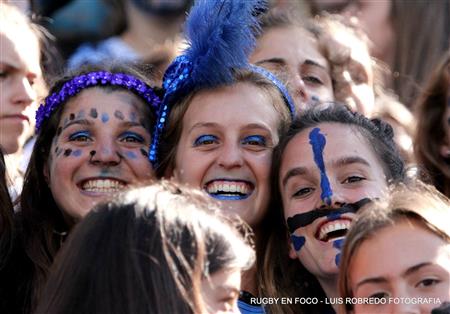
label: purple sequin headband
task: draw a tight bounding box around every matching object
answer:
[35,71,161,132]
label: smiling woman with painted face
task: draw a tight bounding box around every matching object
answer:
[260,103,405,314]
[1,64,160,313]
[150,1,294,313]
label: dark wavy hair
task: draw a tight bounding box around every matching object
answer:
[35,180,254,314]
[259,102,405,314]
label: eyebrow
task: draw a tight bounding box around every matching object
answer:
[303,59,328,71]
[188,122,219,134]
[332,156,371,168]
[62,119,93,130]
[282,166,309,188]
[254,57,287,67]
[355,262,433,290]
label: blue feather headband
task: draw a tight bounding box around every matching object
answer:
[149,0,295,165]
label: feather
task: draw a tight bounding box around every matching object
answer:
[184,0,266,89]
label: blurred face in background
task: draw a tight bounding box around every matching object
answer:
[0,28,42,154]
[310,0,395,64]
[251,26,334,112]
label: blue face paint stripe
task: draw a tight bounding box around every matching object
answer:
[335,253,341,267]
[309,128,332,205]
[291,235,305,252]
[72,149,82,157]
[333,238,345,250]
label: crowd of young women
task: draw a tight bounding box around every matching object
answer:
[1,0,450,313]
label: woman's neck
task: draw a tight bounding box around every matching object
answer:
[317,275,339,311]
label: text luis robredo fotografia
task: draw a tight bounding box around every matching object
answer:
[250,297,442,306]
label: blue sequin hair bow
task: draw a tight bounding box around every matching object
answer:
[149,0,295,166]
[35,71,161,132]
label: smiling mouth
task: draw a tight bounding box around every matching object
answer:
[204,180,254,200]
[79,179,126,194]
[316,219,351,242]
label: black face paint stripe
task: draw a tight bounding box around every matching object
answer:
[286,198,372,233]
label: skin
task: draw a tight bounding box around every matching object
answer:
[325,26,375,117]
[173,82,280,228]
[250,26,334,112]
[349,220,450,313]
[201,268,242,314]
[279,123,386,298]
[0,31,41,154]
[312,0,395,65]
[44,88,154,221]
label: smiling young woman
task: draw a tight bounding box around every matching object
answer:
[1,63,160,313]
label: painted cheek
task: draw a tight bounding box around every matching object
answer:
[308,128,333,205]
[333,238,345,267]
[114,110,124,120]
[89,108,98,119]
[291,234,306,252]
[101,113,109,123]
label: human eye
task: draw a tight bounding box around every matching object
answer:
[0,69,10,80]
[68,131,92,142]
[342,175,366,184]
[241,135,267,147]
[119,131,145,143]
[193,134,218,146]
[292,187,315,198]
[368,291,390,301]
[303,74,323,85]
[416,278,441,288]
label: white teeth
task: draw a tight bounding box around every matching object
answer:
[205,181,251,195]
[319,220,351,241]
[82,179,126,193]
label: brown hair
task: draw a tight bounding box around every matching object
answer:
[36,180,254,314]
[338,180,450,313]
[156,68,292,177]
[15,63,158,312]
[414,50,450,197]
[0,149,14,269]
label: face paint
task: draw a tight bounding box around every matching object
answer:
[76,110,85,119]
[125,151,138,159]
[90,108,98,119]
[69,113,75,120]
[72,149,82,157]
[335,253,341,266]
[291,234,306,252]
[286,198,371,233]
[101,113,109,123]
[64,148,72,157]
[308,128,332,205]
[140,148,149,157]
[114,110,124,120]
[130,112,137,122]
[56,127,62,136]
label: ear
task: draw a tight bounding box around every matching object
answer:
[288,238,298,260]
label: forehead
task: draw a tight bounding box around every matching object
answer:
[0,31,41,74]
[62,88,146,117]
[281,122,379,170]
[253,26,329,70]
[184,82,280,128]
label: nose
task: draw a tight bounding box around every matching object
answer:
[89,139,122,167]
[290,73,309,106]
[318,182,350,209]
[217,141,244,169]
[11,76,35,107]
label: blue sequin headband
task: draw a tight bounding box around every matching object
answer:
[35,71,161,132]
[148,56,296,165]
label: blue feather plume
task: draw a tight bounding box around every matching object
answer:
[184,0,265,89]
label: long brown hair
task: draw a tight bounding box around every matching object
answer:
[0,149,14,269]
[338,180,450,314]
[36,180,255,314]
[17,63,158,312]
[414,50,450,197]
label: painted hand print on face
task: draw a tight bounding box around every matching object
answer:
[45,88,154,221]
[280,123,387,278]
